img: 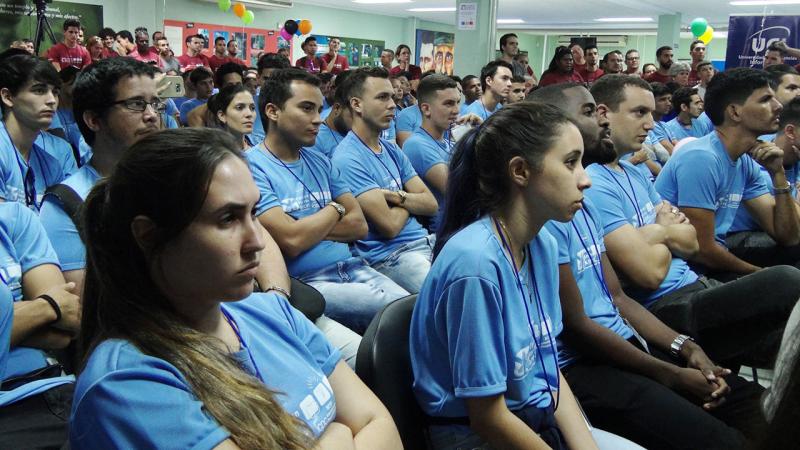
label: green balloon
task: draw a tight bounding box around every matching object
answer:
[242,10,255,25]
[691,17,708,37]
[218,0,231,11]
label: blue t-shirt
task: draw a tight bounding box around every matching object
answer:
[0,202,60,381]
[50,108,83,153]
[646,121,670,145]
[655,132,770,246]
[586,161,698,306]
[0,283,12,383]
[247,145,353,277]
[652,116,712,142]
[248,93,266,145]
[403,128,451,232]
[39,163,100,272]
[70,293,341,449]
[331,132,428,265]
[178,98,208,125]
[729,164,798,233]
[464,99,502,122]
[410,217,562,418]
[306,122,345,158]
[396,105,422,135]
[0,123,77,211]
[544,200,634,367]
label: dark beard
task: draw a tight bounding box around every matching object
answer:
[660,60,673,70]
[582,137,617,166]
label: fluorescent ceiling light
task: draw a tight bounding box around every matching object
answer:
[352,0,412,3]
[730,0,800,4]
[497,19,525,24]
[408,7,456,11]
[595,17,654,22]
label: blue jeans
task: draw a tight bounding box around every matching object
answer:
[302,257,409,332]
[372,234,434,294]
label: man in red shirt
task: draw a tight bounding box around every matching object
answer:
[602,50,624,75]
[645,46,673,83]
[578,44,604,84]
[226,39,247,67]
[128,29,159,65]
[295,36,324,74]
[46,19,91,70]
[570,42,587,73]
[177,34,210,72]
[208,36,229,72]
[99,28,118,58]
[688,40,706,85]
[322,37,349,75]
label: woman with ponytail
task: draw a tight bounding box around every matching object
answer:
[410,102,598,450]
[69,128,401,450]
[208,84,257,150]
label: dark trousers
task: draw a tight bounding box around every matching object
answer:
[564,343,766,450]
[726,231,800,270]
[0,383,72,450]
[649,265,800,368]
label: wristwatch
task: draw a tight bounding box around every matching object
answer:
[670,334,694,358]
[328,201,345,220]
[773,183,792,195]
[397,190,408,204]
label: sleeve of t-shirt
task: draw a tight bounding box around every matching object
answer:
[57,141,78,180]
[670,151,720,210]
[248,158,281,216]
[0,286,13,380]
[45,45,59,63]
[585,181,630,235]
[391,145,419,185]
[543,221,571,264]
[651,122,668,142]
[405,139,445,178]
[71,357,230,450]
[325,157,351,200]
[11,204,59,272]
[742,156,771,201]
[278,295,341,376]
[39,197,84,271]
[440,277,508,398]
[332,151,380,197]
[340,56,350,70]
[396,109,417,133]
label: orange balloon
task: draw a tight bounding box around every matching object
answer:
[298,19,312,35]
[232,3,246,17]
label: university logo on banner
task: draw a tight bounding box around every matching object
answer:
[725,15,800,68]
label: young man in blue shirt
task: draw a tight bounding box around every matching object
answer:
[582,75,800,369]
[179,66,214,125]
[464,60,512,121]
[654,86,710,143]
[656,68,800,277]
[332,67,439,293]
[305,70,353,158]
[0,55,76,211]
[248,68,407,337]
[531,83,766,448]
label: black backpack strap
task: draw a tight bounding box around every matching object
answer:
[44,184,84,229]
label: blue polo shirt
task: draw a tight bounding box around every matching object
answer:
[39,163,101,272]
[0,123,77,211]
[331,132,428,265]
[306,122,345,158]
[586,161,698,307]
[544,199,633,367]
[247,145,353,277]
[411,217,562,419]
[70,293,341,449]
[403,128,451,232]
[655,132,770,246]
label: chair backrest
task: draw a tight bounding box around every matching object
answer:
[356,294,428,450]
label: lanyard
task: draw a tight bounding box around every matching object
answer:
[352,131,403,190]
[221,308,264,383]
[5,126,45,209]
[262,143,327,209]
[492,216,560,410]
[601,164,644,227]
[570,208,617,311]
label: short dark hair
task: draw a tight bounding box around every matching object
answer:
[499,33,517,51]
[339,66,389,112]
[416,74,458,104]
[117,30,133,43]
[625,49,639,58]
[317,72,334,84]
[63,18,80,31]
[650,81,671,98]
[99,27,116,40]
[189,66,213,85]
[656,46,672,58]
[766,64,799,90]
[526,82,583,105]
[779,97,800,129]
[480,60,513,91]
[589,74,652,112]
[0,55,61,116]
[704,67,771,126]
[584,44,598,53]
[72,57,158,145]
[672,87,699,113]
[767,42,788,57]
[301,36,317,49]
[215,62,244,87]
[151,30,162,40]
[511,75,526,84]
[696,61,713,71]
[257,52,290,76]
[461,74,478,89]
[332,70,354,106]
[185,34,202,45]
[214,36,226,45]
[450,75,462,84]
[258,68,320,133]
[690,40,705,52]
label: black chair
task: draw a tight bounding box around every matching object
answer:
[356,295,429,450]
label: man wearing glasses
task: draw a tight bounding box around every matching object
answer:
[623,49,641,77]
[40,58,163,295]
[0,55,76,211]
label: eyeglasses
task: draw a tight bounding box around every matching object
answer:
[111,98,167,113]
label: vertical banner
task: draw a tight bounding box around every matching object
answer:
[415,29,455,75]
[725,15,800,69]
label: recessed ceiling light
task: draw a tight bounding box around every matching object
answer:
[595,17,654,22]
[352,0,412,4]
[730,0,800,5]
[408,7,456,11]
[497,19,525,24]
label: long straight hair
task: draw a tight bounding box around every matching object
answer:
[78,128,312,450]
[434,102,572,258]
